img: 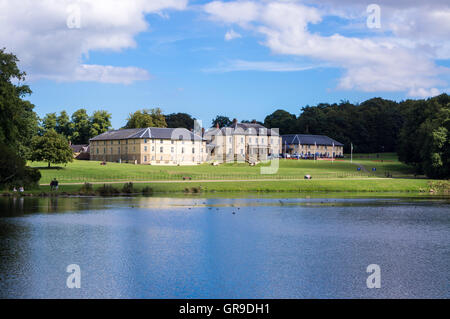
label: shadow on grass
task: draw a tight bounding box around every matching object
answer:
[34,166,65,170]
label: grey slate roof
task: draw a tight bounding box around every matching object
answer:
[90,127,204,141]
[282,134,344,146]
[204,122,279,136]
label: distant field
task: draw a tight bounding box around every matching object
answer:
[29,153,417,184]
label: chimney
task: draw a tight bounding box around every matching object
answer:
[233,118,238,125]
[202,127,205,137]
[216,123,220,129]
[252,119,257,124]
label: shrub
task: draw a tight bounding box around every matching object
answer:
[122,182,134,194]
[97,184,120,196]
[142,186,153,195]
[79,183,94,195]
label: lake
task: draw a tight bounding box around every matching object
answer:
[0,195,449,298]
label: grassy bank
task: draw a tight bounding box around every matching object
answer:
[30,153,417,184]
[4,178,446,196]
[14,153,447,196]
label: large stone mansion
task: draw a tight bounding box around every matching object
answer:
[89,120,343,165]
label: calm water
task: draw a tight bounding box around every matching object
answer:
[0,196,449,299]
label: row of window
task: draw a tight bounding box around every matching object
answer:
[143,156,198,162]
[96,147,203,155]
[223,137,279,144]
[93,139,201,146]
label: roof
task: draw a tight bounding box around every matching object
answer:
[204,122,279,137]
[282,134,344,146]
[70,144,89,153]
[90,127,204,141]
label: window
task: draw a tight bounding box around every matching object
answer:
[144,156,147,162]
[192,157,195,162]
[270,138,273,144]
[152,139,155,143]
[144,139,147,143]
[144,146,147,152]
[261,138,265,143]
[240,149,243,154]
[103,148,106,153]
[96,148,99,154]
[104,141,106,145]
[152,156,155,160]
[228,148,232,154]
[111,147,113,153]
[126,140,128,144]
[171,147,174,153]
[249,137,252,143]
[160,147,163,153]
[229,137,232,143]
[160,139,163,144]
[118,140,121,145]
[201,148,203,153]
[182,147,185,154]
[192,148,195,154]
[241,137,244,143]
[171,140,174,144]
[152,146,154,152]
[118,147,121,153]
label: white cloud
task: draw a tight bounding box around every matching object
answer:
[407,87,441,98]
[224,29,242,41]
[0,0,187,84]
[204,0,450,97]
[205,59,321,72]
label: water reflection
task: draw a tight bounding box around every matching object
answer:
[0,196,449,298]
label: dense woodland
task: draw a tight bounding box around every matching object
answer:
[1,48,449,186]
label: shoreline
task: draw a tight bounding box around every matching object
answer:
[2,179,449,198]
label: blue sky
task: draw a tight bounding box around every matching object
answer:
[2,0,449,129]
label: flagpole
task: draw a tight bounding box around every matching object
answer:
[351,143,353,163]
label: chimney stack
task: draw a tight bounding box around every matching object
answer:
[233,118,238,125]
[216,123,220,129]
[202,127,205,137]
[252,119,257,124]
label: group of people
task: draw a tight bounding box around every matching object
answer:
[50,178,59,191]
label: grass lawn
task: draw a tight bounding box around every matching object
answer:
[29,153,417,184]
[19,153,448,194]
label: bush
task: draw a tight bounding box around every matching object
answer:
[122,182,134,194]
[142,186,153,195]
[79,183,94,195]
[97,184,120,196]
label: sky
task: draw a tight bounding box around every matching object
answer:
[1,0,449,129]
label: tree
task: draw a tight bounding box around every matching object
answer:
[212,115,232,128]
[0,142,41,188]
[30,130,74,168]
[40,112,57,134]
[90,110,112,137]
[124,108,167,129]
[165,112,195,129]
[56,111,72,137]
[0,48,39,159]
[398,94,450,178]
[264,110,297,135]
[71,109,92,144]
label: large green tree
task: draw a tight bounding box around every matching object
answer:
[56,111,72,137]
[264,109,297,135]
[124,108,167,129]
[0,48,39,159]
[211,115,232,128]
[30,130,74,168]
[90,110,112,137]
[70,109,92,144]
[398,94,449,178]
[165,112,195,129]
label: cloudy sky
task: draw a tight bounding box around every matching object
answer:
[1,0,449,128]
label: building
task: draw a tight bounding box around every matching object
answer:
[204,119,282,163]
[70,144,90,160]
[282,134,344,158]
[90,127,206,165]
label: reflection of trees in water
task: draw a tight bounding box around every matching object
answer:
[0,197,111,216]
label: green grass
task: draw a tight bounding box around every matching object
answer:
[19,153,448,195]
[29,153,417,184]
